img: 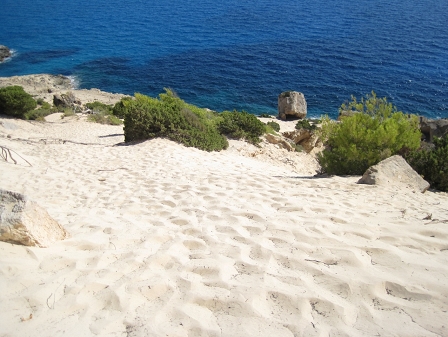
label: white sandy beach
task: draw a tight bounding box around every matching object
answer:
[1,75,448,336]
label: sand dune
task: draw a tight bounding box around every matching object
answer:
[1,115,448,337]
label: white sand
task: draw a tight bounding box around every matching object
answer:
[1,103,448,336]
[0,116,448,337]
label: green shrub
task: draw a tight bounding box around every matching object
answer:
[84,101,122,125]
[340,91,395,119]
[88,112,123,125]
[24,108,52,121]
[259,113,274,118]
[293,144,304,152]
[318,92,421,175]
[85,101,113,114]
[112,96,133,119]
[217,110,266,145]
[62,107,76,118]
[405,135,448,192]
[296,119,317,131]
[41,101,52,110]
[123,90,228,151]
[266,121,280,133]
[36,98,45,105]
[265,121,280,135]
[0,86,37,118]
[184,103,221,127]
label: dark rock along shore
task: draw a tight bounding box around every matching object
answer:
[0,45,11,62]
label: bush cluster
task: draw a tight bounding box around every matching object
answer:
[405,135,448,192]
[113,97,133,119]
[295,119,317,131]
[85,101,113,114]
[318,92,421,175]
[259,113,274,118]
[120,90,271,150]
[217,110,266,145]
[122,90,228,151]
[0,86,37,118]
[24,108,52,121]
[88,112,122,125]
[24,100,54,121]
[85,101,122,125]
[266,121,280,133]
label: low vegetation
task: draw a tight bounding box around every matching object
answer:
[88,112,122,125]
[61,107,76,118]
[318,92,421,175]
[295,119,317,131]
[258,113,274,118]
[24,108,52,121]
[85,101,122,125]
[405,135,448,192]
[266,121,280,133]
[85,101,113,114]
[121,90,228,151]
[0,86,37,118]
[217,110,266,145]
[118,90,278,150]
[112,97,133,119]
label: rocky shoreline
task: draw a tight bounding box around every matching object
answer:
[0,73,127,106]
[0,45,12,62]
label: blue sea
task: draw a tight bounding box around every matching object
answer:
[1,0,447,119]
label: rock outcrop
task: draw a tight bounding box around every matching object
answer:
[0,189,69,247]
[53,91,82,108]
[358,155,430,193]
[0,45,11,62]
[299,133,320,153]
[278,91,307,120]
[264,133,295,151]
[283,129,311,144]
[282,128,320,153]
[420,117,448,142]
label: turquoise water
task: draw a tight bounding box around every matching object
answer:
[1,0,447,118]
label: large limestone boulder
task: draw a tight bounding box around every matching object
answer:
[278,91,307,120]
[358,156,430,193]
[0,189,69,247]
[0,45,11,62]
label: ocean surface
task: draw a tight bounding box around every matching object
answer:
[1,0,447,119]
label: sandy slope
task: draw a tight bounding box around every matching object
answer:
[1,115,447,337]
[1,79,448,336]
